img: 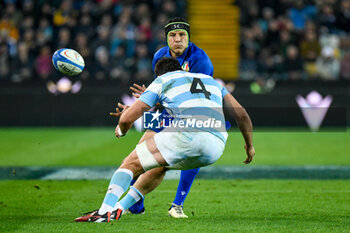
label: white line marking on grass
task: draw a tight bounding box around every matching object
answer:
[40,168,181,180]
[1,165,349,180]
[154,190,350,193]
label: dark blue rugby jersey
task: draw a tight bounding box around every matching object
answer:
[152,42,214,77]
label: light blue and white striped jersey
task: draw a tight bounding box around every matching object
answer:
[139,70,229,143]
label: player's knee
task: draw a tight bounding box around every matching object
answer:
[153,167,167,178]
[120,153,145,177]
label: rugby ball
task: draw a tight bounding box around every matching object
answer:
[52,48,85,76]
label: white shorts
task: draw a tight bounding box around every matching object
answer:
[153,129,225,170]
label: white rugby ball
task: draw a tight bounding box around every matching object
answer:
[52,48,85,76]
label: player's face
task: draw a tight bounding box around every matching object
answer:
[168,30,188,57]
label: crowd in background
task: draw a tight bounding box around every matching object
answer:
[238,0,350,81]
[0,0,185,84]
[2,0,350,83]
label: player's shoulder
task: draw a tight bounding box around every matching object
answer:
[188,42,210,60]
[152,47,169,70]
[193,72,222,86]
[157,70,187,82]
[153,47,168,60]
[188,43,213,76]
[191,72,213,79]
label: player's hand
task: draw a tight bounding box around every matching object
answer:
[130,83,146,98]
[110,102,129,117]
[243,144,255,164]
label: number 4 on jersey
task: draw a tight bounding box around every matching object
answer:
[190,78,211,100]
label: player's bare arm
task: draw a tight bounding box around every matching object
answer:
[224,93,255,164]
[116,100,151,137]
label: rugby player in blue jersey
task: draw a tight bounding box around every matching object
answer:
[75,57,255,222]
[127,17,215,218]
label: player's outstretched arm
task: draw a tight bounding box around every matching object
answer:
[116,100,151,137]
[224,93,255,164]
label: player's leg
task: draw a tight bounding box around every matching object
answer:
[75,150,142,222]
[75,137,166,222]
[120,132,226,220]
[124,131,225,220]
[116,167,167,213]
[168,168,200,217]
[101,137,166,213]
[167,133,225,218]
[112,137,168,220]
[172,168,200,206]
[133,167,167,195]
[131,133,199,217]
[128,129,156,214]
[127,179,145,214]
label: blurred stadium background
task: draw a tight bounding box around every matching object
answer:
[0,0,349,127]
[0,0,349,232]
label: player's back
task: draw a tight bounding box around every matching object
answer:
[158,71,222,108]
[158,71,228,143]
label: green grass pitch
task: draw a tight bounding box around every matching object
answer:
[0,128,349,232]
[0,127,349,166]
[0,179,349,233]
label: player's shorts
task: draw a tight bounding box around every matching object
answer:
[153,129,225,170]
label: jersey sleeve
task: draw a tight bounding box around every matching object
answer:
[139,79,162,107]
[221,85,229,97]
[152,48,166,74]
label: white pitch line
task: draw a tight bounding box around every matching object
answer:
[154,190,350,193]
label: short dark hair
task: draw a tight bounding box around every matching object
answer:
[154,57,182,76]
